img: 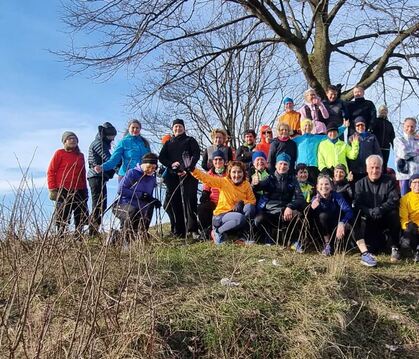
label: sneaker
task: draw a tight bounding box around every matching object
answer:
[291,241,304,254]
[361,252,377,267]
[211,229,223,245]
[413,251,419,263]
[390,247,401,262]
[322,243,331,256]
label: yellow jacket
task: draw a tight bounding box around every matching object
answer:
[278,111,301,134]
[192,169,256,216]
[317,139,359,172]
[400,191,419,230]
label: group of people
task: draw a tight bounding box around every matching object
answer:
[46,85,419,267]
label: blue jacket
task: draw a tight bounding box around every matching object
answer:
[102,134,150,176]
[311,191,353,224]
[293,126,345,167]
[117,166,156,210]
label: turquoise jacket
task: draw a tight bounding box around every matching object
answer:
[293,126,345,166]
[102,134,150,176]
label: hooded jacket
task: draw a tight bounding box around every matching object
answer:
[254,125,272,157]
[87,123,117,180]
[102,134,150,176]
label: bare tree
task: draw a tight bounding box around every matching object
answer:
[133,20,298,148]
[61,0,418,101]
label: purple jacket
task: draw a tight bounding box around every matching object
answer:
[117,166,156,209]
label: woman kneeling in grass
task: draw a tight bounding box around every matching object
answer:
[190,160,256,244]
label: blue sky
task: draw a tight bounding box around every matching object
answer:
[0,1,135,202]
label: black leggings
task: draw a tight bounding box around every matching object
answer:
[403,222,418,251]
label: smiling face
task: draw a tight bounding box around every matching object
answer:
[263,128,273,142]
[297,168,308,183]
[334,168,346,182]
[355,122,366,133]
[128,122,141,136]
[284,101,294,112]
[403,119,416,136]
[278,125,289,139]
[275,161,289,174]
[327,130,338,140]
[353,87,364,98]
[253,157,267,171]
[213,132,225,146]
[302,121,313,134]
[317,177,332,197]
[64,135,78,150]
[141,163,157,176]
[212,156,225,169]
[326,89,337,102]
[366,158,382,181]
[244,133,255,145]
[230,166,244,184]
[411,178,419,194]
[173,124,185,136]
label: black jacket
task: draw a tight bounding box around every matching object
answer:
[348,133,382,175]
[159,133,200,174]
[372,116,395,150]
[87,133,115,180]
[254,172,305,213]
[347,98,377,131]
[354,174,399,217]
[323,99,348,126]
[334,179,353,205]
[267,138,298,174]
[236,143,256,168]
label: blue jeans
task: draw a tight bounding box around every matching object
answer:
[212,204,255,234]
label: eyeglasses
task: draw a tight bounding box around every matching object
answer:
[263,131,272,134]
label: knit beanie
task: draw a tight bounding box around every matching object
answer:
[211,150,225,160]
[172,119,185,127]
[61,131,78,144]
[252,151,267,162]
[276,153,291,164]
[283,97,294,105]
[354,116,366,125]
[99,122,117,136]
[142,153,158,165]
[301,118,313,128]
[326,122,339,133]
[335,164,347,175]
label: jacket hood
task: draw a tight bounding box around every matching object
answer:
[259,125,271,143]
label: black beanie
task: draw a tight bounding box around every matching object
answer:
[172,118,185,127]
[142,153,158,165]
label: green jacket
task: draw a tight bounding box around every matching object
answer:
[317,139,359,172]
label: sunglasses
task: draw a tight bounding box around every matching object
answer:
[263,131,272,134]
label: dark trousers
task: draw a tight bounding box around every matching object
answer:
[88,177,108,234]
[381,148,390,171]
[354,210,400,253]
[113,203,154,239]
[197,200,216,237]
[164,173,198,237]
[403,222,418,251]
[54,189,89,235]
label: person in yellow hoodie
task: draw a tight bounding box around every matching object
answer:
[188,160,256,244]
[400,173,419,262]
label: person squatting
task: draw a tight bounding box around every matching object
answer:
[47,85,419,267]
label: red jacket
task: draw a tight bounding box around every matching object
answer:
[47,149,87,190]
[203,169,226,204]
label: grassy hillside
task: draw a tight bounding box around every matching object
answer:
[0,232,418,358]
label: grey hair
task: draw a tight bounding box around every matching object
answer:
[365,154,383,167]
[378,104,388,113]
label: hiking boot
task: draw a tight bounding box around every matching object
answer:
[413,251,419,263]
[211,229,223,245]
[322,243,331,256]
[360,252,377,267]
[390,247,401,262]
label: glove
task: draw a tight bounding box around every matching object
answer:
[152,199,162,209]
[369,207,382,220]
[232,200,244,213]
[140,192,151,201]
[182,151,195,172]
[49,189,58,201]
